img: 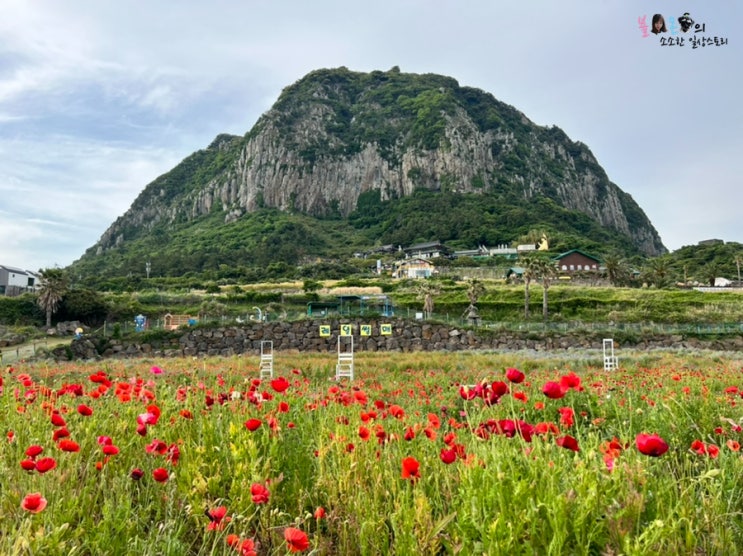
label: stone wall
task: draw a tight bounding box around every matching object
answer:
[65,318,743,360]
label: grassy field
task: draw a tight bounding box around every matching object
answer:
[2,350,743,554]
[1,338,71,366]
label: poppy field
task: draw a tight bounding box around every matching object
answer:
[2,349,743,555]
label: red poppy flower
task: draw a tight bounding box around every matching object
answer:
[97,436,113,446]
[505,367,525,383]
[556,435,580,452]
[542,381,566,400]
[77,404,93,416]
[21,492,47,513]
[51,413,66,427]
[727,439,741,452]
[206,505,231,531]
[558,407,575,427]
[559,372,582,391]
[152,467,169,482]
[166,444,180,465]
[270,377,290,393]
[599,437,625,458]
[401,456,420,481]
[35,457,57,473]
[250,483,270,504]
[284,527,310,553]
[389,405,405,419]
[53,428,70,441]
[26,445,44,459]
[458,385,478,400]
[278,401,290,413]
[130,468,144,480]
[20,459,36,471]
[58,439,80,452]
[491,381,509,397]
[635,433,669,457]
[440,447,457,464]
[137,412,158,427]
[690,439,706,455]
[358,426,370,441]
[534,422,560,436]
[314,507,326,519]
[146,439,168,455]
[102,445,120,456]
[226,536,257,556]
[404,426,416,441]
[244,418,262,431]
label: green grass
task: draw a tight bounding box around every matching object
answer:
[2,351,743,554]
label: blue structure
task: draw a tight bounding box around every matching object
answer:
[134,314,147,332]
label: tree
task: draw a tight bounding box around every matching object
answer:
[36,268,68,328]
[734,253,742,283]
[57,288,109,326]
[465,278,486,305]
[519,254,540,319]
[416,280,440,319]
[463,278,486,325]
[603,253,630,287]
[646,257,671,288]
[199,299,229,321]
[302,279,323,295]
[701,262,722,287]
[531,256,557,320]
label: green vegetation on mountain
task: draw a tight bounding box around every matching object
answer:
[68,67,680,285]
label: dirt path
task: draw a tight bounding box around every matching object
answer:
[1,338,72,365]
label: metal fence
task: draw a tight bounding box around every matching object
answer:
[103,312,742,338]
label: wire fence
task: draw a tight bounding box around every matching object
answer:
[99,312,743,338]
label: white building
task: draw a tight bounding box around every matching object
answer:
[0,265,37,296]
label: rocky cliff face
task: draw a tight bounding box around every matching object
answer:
[91,67,666,257]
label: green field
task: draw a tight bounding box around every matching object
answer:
[2,350,743,554]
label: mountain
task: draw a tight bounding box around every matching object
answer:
[72,66,666,282]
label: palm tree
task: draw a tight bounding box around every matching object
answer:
[702,262,722,287]
[416,280,440,319]
[603,253,628,287]
[36,268,68,328]
[463,278,486,325]
[520,254,539,319]
[465,278,485,306]
[646,257,671,288]
[531,256,557,320]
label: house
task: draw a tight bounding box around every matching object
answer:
[393,258,435,279]
[0,265,37,296]
[488,244,518,256]
[163,314,198,330]
[505,267,525,280]
[404,241,448,260]
[553,250,602,272]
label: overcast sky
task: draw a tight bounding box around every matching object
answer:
[1,1,740,271]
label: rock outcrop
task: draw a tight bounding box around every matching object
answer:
[89,67,666,259]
